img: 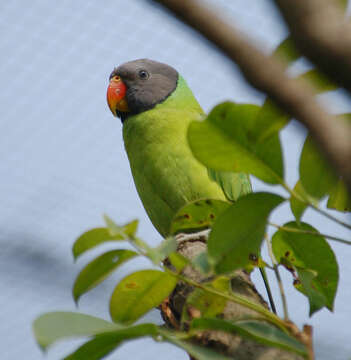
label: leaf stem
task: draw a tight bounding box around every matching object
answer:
[280,181,351,230]
[265,235,289,321]
[269,222,351,245]
[164,268,289,333]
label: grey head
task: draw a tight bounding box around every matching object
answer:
[109,59,179,121]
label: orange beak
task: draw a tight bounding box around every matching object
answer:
[107,76,130,116]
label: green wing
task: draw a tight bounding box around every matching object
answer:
[207,169,252,202]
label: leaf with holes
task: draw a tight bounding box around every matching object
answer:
[73,249,138,303]
[208,192,284,273]
[109,270,177,324]
[272,221,338,315]
[170,199,230,235]
[327,178,351,212]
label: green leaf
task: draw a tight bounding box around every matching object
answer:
[104,215,139,237]
[272,36,300,64]
[289,181,308,223]
[272,222,339,315]
[208,192,284,273]
[63,324,158,360]
[182,277,230,322]
[188,102,284,184]
[64,335,120,360]
[109,270,177,324]
[191,318,307,356]
[168,252,189,272]
[147,237,178,264]
[191,251,212,274]
[170,199,230,235]
[207,169,252,201]
[73,219,138,260]
[33,312,118,350]
[252,99,289,143]
[297,69,338,94]
[159,329,231,360]
[295,268,328,316]
[73,249,138,303]
[299,135,337,199]
[327,178,351,212]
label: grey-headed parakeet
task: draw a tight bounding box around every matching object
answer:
[107,59,251,237]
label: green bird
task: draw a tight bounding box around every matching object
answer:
[107,59,251,237]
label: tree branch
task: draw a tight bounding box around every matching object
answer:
[151,0,351,193]
[273,0,351,93]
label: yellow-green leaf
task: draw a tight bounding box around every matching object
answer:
[327,178,351,212]
[73,219,138,260]
[73,249,138,303]
[109,270,177,324]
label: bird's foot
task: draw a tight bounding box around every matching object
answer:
[174,229,210,247]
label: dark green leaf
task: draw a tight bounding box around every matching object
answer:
[170,199,230,235]
[33,312,118,350]
[208,192,284,273]
[63,324,158,360]
[272,222,339,315]
[207,169,252,201]
[73,219,138,260]
[295,268,328,316]
[327,178,351,212]
[109,270,177,324]
[159,329,231,360]
[191,318,307,356]
[188,102,284,184]
[73,250,138,303]
[299,135,337,198]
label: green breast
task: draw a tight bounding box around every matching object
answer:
[122,77,226,236]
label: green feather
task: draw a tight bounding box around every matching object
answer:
[123,76,251,236]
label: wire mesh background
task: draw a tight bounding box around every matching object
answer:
[0,0,350,359]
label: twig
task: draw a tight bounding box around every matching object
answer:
[269,222,351,245]
[152,0,351,193]
[164,268,289,332]
[280,181,351,231]
[259,267,277,315]
[265,235,289,321]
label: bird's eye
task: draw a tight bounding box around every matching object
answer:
[138,70,149,79]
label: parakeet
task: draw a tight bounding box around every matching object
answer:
[107,59,251,237]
